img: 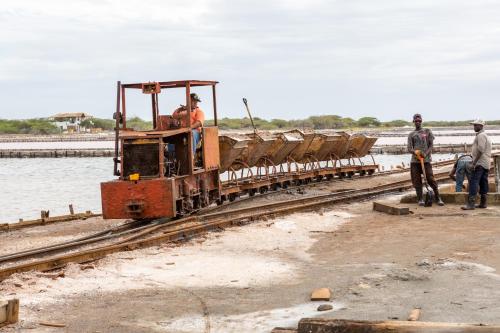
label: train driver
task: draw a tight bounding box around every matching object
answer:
[172,93,205,154]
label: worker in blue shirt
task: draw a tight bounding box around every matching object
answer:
[448,154,473,192]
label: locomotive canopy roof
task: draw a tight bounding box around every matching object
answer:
[115,79,220,130]
[121,80,219,89]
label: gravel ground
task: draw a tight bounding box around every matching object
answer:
[3,167,499,332]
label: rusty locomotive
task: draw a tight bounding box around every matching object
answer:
[100,80,378,220]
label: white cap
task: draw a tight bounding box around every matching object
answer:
[470,118,485,126]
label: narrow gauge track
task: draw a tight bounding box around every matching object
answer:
[0,159,455,265]
[207,158,455,212]
[0,169,453,281]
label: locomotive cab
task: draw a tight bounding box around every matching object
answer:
[101,80,221,220]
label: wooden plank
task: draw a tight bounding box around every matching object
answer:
[0,301,7,323]
[297,318,500,333]
[6,299,19,324]
[2,212,101,232]
[373,201,409,215]
[0,299,19,327]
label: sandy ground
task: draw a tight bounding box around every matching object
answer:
[2,169,500,332]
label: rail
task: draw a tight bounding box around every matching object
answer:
[0,169,453,281]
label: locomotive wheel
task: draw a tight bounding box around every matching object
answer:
[326,174,334,181]
[359,170,366,176]
[248,189,256,197]
[271,183,280,191]
[368,169,375,175]
[259,186,268,194]
[282,181,289,189]
[229,193,237,202]
[347,171,354,178]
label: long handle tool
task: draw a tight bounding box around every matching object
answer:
[419,156,434,207]
[242,98,257,134]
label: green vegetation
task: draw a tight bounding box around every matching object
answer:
[127,116,153,131]
[81,116,152,131]
[207,115,397,130]
[2,115,500,134]
[80,118,115,131]
[0,119,60,135]
[208,116,500,130]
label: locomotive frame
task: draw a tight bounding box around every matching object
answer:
[101,80,222,219]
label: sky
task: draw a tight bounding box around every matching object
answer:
[1,0,500,122]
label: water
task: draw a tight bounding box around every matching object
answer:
[0,158,114,223]
[0,153,455,223]
[0,132,499,150]
[0,141,114,149]
[375,135,500,145]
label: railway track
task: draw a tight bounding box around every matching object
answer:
[0,167,453,281]
[206,158,455,212]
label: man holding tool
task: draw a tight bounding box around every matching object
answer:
[407,114,444,206]
[462,119,492,210]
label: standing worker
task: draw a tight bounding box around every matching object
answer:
[407,114,444,206]
[449,154,473,192]
[462,119,492,210]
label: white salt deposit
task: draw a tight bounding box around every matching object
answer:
[2,210,353,311]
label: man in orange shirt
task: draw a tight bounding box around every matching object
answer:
[172,93,205,154]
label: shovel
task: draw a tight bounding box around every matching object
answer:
[419,156,434,207]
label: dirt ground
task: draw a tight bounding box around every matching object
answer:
[2,169,500,332]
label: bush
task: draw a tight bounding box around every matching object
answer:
[0,119,60,135]
[81,118,115,130]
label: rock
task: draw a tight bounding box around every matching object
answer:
[388,269,429,281]
[165,262,175,265]
[317,304,333,311]
[416,259,431,267]
[80,264,95,270]
[311,288,331,301]
[14,283,22,288]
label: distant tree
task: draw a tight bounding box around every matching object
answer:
[271,119,289,128]
[357,117,381,127]
[383,119,411,127]
[127,116,153,131]
[0,119,61,134]
[81,118,115,130]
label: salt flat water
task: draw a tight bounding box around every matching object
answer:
[375,135,500,145]
[0,154,454,223]
[0,158,114,222]
[0,132,499,150]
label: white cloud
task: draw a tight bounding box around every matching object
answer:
[1,0,500,120]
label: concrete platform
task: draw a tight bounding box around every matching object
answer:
[401,192,500,205]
